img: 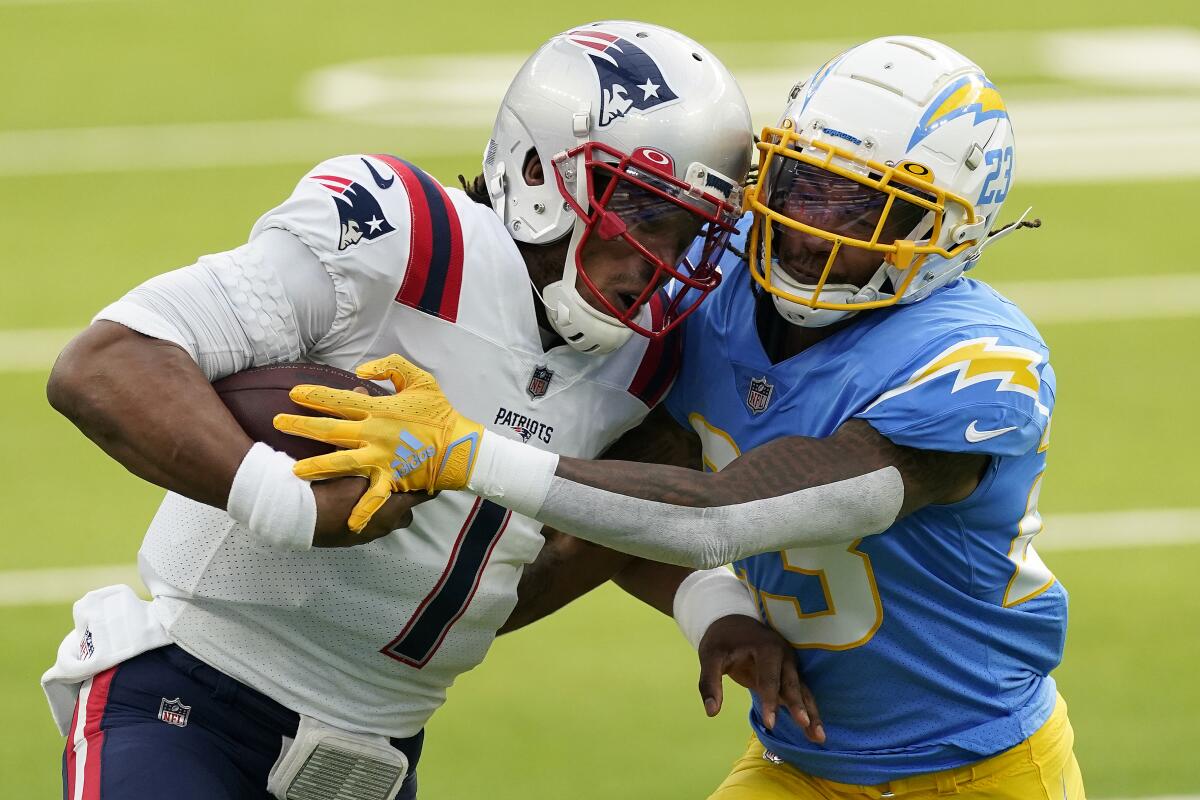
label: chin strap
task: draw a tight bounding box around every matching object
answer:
[768,255,893,328]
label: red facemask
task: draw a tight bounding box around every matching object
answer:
[552,141,742,339]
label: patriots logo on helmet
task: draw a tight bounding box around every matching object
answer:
[311,173,396,250]
[566,30,680,128]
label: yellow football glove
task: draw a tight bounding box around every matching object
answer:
[273,354,485,532]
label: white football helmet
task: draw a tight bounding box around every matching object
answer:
[746,36,1022,327]
[485,21,752,353]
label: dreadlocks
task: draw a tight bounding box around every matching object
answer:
[458,173,491,206]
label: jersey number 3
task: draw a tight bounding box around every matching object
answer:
[690,414,883,650]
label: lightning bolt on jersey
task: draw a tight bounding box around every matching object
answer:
[112,155,677,737]
[665,235,1064,784]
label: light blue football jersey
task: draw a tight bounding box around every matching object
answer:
[665,231,1066,784]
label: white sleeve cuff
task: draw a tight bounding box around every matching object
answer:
[227,443,316,551]
[465,429,559,518]
[673,567,761,650]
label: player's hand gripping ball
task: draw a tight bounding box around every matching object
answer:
[273,354,484,532]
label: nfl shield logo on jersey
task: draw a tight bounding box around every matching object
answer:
[746,376,774,414]
[157,697,191,728]
[527,365,553,399]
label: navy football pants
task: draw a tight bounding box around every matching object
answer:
[62,645,421,799]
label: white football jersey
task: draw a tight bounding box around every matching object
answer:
[122,154,678,736]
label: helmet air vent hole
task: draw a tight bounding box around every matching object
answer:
[887,39,937,60]
[636,31,649,38]
[692,52,703,62]
[849,73,905,96]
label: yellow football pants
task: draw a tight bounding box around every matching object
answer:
[709,694,1085,799]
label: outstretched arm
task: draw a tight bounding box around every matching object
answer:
[277,354,987,564]
[468,416,986,569]
[556,417,984,515]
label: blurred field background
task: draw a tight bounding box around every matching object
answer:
[2,0,1199,797]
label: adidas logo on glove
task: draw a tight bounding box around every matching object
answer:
[390,430,436,478]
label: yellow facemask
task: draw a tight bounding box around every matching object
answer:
[745,123,981,312]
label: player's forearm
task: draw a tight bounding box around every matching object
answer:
[499,529,635,634]
[555,421,898,507]
[48,321,253,509]
[612,559,693,616]
[467,424,905,568]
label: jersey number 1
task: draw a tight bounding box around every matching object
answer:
[690,414,883,650]
[381,498,512,668]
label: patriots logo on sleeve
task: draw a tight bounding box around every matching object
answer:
[310,173,396,250]
[566,30,680,127]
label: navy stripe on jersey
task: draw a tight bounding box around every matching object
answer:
[382,499,511,667]
[372,154,465,322]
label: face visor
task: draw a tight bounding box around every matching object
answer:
[552,141,742,338]
[747,125,979,311]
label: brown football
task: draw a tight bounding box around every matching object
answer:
[213,363,390,460]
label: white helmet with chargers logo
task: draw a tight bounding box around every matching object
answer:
[746,35,1026,327]
[485,20,752,353]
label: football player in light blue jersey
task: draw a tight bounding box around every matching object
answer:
[278,35,1084,800]
[655,38,1081,797]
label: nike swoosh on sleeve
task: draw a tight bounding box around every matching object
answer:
[362,157,396,189]
[964,420,1018,443]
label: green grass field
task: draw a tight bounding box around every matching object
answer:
[2,1,1199,797]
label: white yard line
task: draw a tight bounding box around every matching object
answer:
[0,327,76,372]
[1037,508,1200,552]
[2,96,1197,182]
[3,274,1197,373]
[1,508,1195,607]
[2,26,1200,180]
[0,0,113,5]
[0,119,476,178]
[0,564,143,606]
[991,274,1200,324]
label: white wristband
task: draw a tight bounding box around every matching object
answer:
[465,429,559,518]
[227,443,316,551]
[673,568,762,650]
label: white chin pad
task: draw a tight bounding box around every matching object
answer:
[772,293,858,328]
[541,279,633,354]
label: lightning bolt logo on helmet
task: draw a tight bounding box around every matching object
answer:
[907,75,1008,151]
[566,29,680,127]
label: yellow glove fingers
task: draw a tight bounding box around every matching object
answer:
[288,385,376,420]
[347,471,395,533]
[355,354,436,394]
[272,414,364,448]
[291,449,372,482]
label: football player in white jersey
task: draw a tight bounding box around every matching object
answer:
[42,21,815,800]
